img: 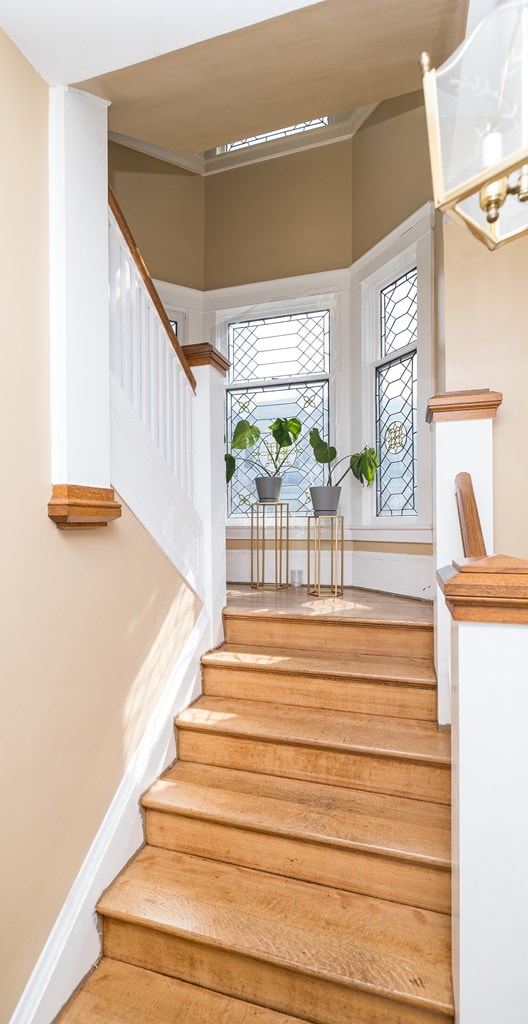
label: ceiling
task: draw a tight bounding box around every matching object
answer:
[0,0,321,84]
[77,0,468,157]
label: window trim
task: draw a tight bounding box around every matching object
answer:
[351,223,434,540]
[219,293,341,527]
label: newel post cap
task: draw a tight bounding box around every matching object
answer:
[426,389,503,423]
[437,554,528,623]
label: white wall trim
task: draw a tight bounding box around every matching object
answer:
[109,105,378,179]
[351,550,434,600]
[49,85,111,487]
[349,202,435,286]
[227,547,433,600]
[8,605,209,1024]
[204,266,351,314]
[109,131,206,175]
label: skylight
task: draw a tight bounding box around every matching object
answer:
[225,117,329,151]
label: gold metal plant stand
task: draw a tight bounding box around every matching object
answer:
[307,514,344,597]
[250,501,289,589]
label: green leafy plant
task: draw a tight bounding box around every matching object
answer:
[309,428,379,487]
[228,416,302,479]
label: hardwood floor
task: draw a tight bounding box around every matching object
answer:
[57,586,452,1024]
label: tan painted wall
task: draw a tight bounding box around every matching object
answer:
[0,32,200,1020]
[443,219,528,559]
[204,140,353,288]
[109,141,205,289]
[108,95,432,292]
[351,93,433,261]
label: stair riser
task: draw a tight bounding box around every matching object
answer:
[103,919,452,1024]
[177,731,451,804]
[145,810,451,914]
[224,617,434,660]
[203,667,437,721]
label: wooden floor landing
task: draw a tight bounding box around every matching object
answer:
[226,583,433,626]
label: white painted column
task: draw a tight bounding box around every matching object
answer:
[188,352,228,646]
[427,390,502,723]
[49,86,111,485]
[442,559,528,1023]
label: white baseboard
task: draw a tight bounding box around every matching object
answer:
[227,548,434,600]
[9,607,209,1024]
[351,551,434,600]
[227,548,353,589]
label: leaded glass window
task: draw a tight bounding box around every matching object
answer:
[226,311,330,516]
[225,118,329,152]
[375,269,418,517]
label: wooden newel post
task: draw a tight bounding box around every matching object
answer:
[427,389,503,723]
[438,554,528,1024]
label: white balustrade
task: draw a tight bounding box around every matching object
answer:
[108,207,203,596]
[108,209,193,501]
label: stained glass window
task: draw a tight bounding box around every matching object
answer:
[375,269,418,517]
[226,311,330,516]
[225,118,329,152]
[380,268,418,356]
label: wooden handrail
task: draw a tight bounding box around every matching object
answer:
[455,472,487,560]
[108,187,196,393]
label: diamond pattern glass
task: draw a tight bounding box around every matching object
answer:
[227,381,328,516]
[380,268,417,356]
[226,118,329,152]
[227,310,330,516]
[376,351,417,517]
[229,311,330,385]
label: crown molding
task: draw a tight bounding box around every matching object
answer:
[109,131,206,175]
[109,105,378,178]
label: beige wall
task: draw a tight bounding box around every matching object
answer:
[108,95,432,292]
[0,32,200,1020]
[109,141,205,289]
[351,93,433,262]
[204,140,353,289]
[443,220,528,559]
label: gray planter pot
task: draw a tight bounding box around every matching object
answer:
[310,485,342,516]
[255,476,282,502]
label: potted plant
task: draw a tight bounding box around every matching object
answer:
[228,417,302,502]
[309,428,379,515]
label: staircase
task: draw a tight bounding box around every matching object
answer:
[57,587,452,1024]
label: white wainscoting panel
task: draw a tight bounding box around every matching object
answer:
[110,376,204,599]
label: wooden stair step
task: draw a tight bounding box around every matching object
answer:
[56,957,310,1023]
[176,697,451,803]
[223,607,434,659]
[143,762,450,913]
[98,847,453,1024]
[203,643,437,720]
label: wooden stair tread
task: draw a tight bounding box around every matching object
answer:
[144,762,450,866]
[57,958,309,1023]
[203,644,436,686]
[225,586,434,627]
[98,847,453,1015]
[177,697,451,764]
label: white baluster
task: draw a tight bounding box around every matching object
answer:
[157,324,165,458]
[138,290,148,428]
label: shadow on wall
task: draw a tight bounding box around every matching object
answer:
[123,582,200,761]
